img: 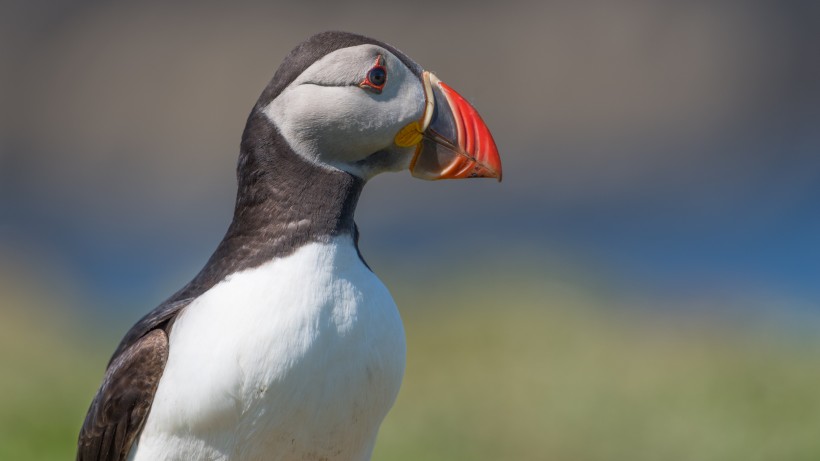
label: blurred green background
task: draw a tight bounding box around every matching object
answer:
[2,1,820,460]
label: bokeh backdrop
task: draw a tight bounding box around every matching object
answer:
[2,1,819,460]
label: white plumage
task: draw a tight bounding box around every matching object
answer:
[128,235,405,461]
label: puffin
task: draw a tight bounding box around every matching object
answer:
[76,31,501,461]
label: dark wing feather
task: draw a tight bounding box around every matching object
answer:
[76,329,168,461]
[77,298,193,461]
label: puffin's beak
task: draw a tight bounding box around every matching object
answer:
[395,72,502,181]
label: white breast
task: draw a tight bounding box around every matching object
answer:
[128,235,406,461]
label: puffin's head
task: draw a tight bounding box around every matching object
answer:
[253,31,502,182]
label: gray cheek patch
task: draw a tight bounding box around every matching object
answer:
[260,45,426,178]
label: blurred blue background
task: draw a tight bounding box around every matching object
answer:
[2,1,820,460]
[3,1,819,312]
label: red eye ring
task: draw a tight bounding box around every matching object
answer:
[359,56,387,93]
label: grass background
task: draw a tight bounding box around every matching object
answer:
[2,265,820,461]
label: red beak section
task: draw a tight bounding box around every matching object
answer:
[409,73,502,181]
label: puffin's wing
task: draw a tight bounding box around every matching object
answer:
[76,328,168,461]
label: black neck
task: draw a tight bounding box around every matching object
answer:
[173,109,365,301]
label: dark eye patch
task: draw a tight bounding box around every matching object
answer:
[368,67,387,87]
[359,55,388,94]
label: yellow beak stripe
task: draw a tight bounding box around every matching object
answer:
[394,121,424,147]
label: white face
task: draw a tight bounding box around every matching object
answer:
[262,45,426,180]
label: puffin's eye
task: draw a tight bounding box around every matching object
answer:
[360,56,388,93]
[368,67,387,87]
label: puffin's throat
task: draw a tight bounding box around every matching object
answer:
[179,110,365,299]
[234,110,364,246]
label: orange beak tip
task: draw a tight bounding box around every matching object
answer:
[408,73,503,182]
